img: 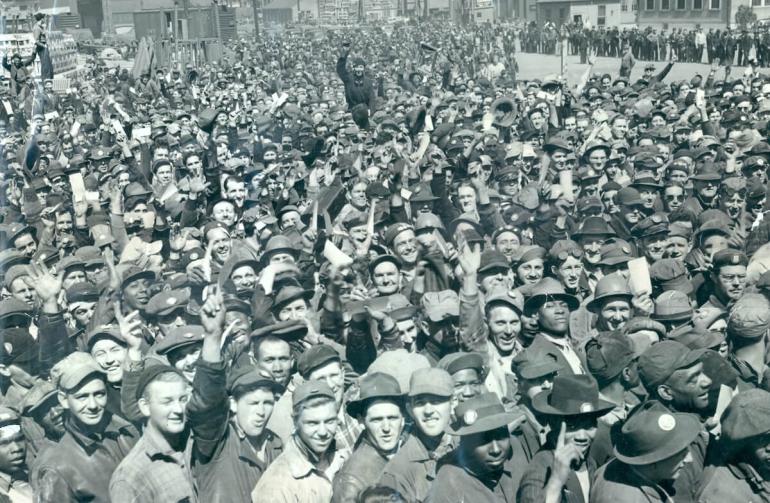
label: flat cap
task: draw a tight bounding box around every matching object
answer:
[297,344,341,379]
[721,388,770,442]
[292,380,336,408]
[408,367,453,398]
[638,341,705,390]
[727,293,770,341]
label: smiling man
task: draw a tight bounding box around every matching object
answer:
[109,365,195,503]
[34,352,138,502]
[380,368,455,503]
[252,381,342,503]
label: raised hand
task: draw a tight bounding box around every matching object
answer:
[168,223,190,252]
[457,242,481,276]
[25,260,62,304]
[550,422,582,486]
[199,286,225,337]
[113,302,143,351]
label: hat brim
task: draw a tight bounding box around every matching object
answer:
[346,394,404,418]
[120,270,156,290]
[524,293,579,313]
[650,311,693,322]
[599,256,632,266]
[273,289,314,313]
[260,247,300,266]
[659,278,694,295]
[587,292,634,313]
[450,411,521,436]
[613,414,701,465]
[531,392,616,417]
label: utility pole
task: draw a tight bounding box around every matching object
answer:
[252,0,259,38]
[174,0,179,69]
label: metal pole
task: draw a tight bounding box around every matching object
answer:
[252,0,260,38]
[214,1,222,43]
[174,1,179,69]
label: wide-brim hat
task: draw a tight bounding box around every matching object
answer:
[532,374,615,417]
[613,401,701,465]
[346,372,404,418]
[272,285,314,313]
[523,278,579,314]
[450,392,522,435]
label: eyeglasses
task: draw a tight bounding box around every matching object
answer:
[664,194,684,202]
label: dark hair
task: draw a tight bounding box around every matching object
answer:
[252,335,291,361]
[223,175,244,192]
[357,486,406,503]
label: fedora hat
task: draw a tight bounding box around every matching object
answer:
[523,277,579,314]
[450,392,523,435]
[272,285,313,313]
[346,372,403,418]
[573,216,616,240]
[614,400,701,465]
[532,374,615,417]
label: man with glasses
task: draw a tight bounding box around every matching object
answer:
[662,183,685,212]
[700,249,748,314]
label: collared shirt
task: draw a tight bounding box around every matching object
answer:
[252,436,344,503]
[109,424,197,503]
[484,339,519,403]
[335,406,364,458]
[540,332,585,374]
[379,432,455,503]
[0,470,32,503]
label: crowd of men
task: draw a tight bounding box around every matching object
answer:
[521,22,770,67]
[2,13,770,502]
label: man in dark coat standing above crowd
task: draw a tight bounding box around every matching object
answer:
[337,42,377,113]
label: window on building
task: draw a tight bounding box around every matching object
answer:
[676,0,685,9]
[622,1,628,10]
[661,0,670,8]
[693,0,702,7]
[597,4,606,23]
[754,0,762,6]
[646,0,655,9]
[710,0,719,8]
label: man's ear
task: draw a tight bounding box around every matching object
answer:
[0,364,11,379]
[137,397,151,418]
[229,397,237,415]
[656,383,673,403]
[58,390,69,410]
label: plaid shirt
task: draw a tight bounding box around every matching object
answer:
[335,407,364,458]
[109,424,197,503]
